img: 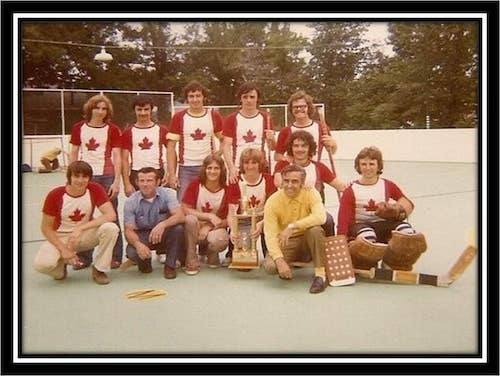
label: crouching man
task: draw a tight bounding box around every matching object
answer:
[263,164,328,294]
[34,161,119,285]
[123,167,185,279]
[337,146,427,271]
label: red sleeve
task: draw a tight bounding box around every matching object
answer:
[216,188,229,219]
[384,179,413,206]
[211,110,224,133]
[273,160,289,174]
[108,123,122,149]
[260,110,274,130]
[88,182,110,207]
[222,113,237,138]
[182,178,200,206]
[276,127,292,154]
[263,173,277,197]
[168,110,185,135]
[42,187,65,217]
[226,181,242,204]
[69,120,85,146]
[316,161,336,182]
[121,127,132,151]
[337,185,356,236]
[159,125,168,146]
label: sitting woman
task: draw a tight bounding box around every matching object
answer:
[226,148,277,267]
[181,154,229,275]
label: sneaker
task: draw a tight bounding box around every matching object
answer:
[164,266,177,279]
[309,276,328,294]
[92,266,110,285]
[158,254,167,264]
[183,261,200,276]
[111,259,122,269]
[207,253,220,269]
[221,257,232,267]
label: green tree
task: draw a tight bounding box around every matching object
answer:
[305,22,373,129]
[386,22,478,128]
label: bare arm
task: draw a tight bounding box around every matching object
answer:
[69,144,79,164]
[397,197,414,218]
[121,149,135,197]
[108,147,121,200]
[166,139,179,189]
[221,136,238,184]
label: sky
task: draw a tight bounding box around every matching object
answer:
[168,21,393,56]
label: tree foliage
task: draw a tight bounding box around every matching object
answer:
[21,21,478,129]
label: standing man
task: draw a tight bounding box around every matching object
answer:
[274,90,337,163]
[33,161,119,285]
[222,82,276,184]
[263,164,328,294]
[123,167,185,279]
[167,80,224,201]
[69,94,123,269]
[122,95,168,197]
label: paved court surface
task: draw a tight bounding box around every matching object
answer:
[17,160,479,358]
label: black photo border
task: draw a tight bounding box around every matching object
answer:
[1,1,498,375]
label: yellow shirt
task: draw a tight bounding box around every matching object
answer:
[264,187,326,260]
[41,147,61,161]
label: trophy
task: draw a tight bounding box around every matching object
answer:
[229,198,259,269]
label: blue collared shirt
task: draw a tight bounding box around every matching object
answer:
[124,187,180,230]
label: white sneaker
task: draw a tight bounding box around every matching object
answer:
[221,257,232,267]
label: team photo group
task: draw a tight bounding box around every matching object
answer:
[34,80,428,294]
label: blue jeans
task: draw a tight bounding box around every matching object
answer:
[79,174,123,263]
[126,224,184,271]
[178,165,201,201]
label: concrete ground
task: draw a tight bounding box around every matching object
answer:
[18,160,479,359]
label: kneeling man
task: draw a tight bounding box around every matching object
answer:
[263,164,328,294]
[124,167,185,279]
[34,161,119,285]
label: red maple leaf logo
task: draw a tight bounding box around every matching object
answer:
[85,137,100,151]
[242,130,256,143]
[69,208,85,222]
[190,128,206,140]
[249,195,261,208]
[364,199,377,211]
[138,137,153,149]
[201,201,212,213]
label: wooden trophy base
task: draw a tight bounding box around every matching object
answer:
[229,248,259,269]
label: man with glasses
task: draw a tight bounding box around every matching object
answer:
[274,90,337,163]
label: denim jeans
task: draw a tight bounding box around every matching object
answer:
[78,174,123,264]
[177,165,202,201]
[126,224,184,270]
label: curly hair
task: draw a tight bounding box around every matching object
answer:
[285,130,317,159]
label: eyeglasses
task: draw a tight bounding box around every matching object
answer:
[292,105,307,110]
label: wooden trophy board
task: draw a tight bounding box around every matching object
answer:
[325,235,356,287]
[229,212,260,269]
